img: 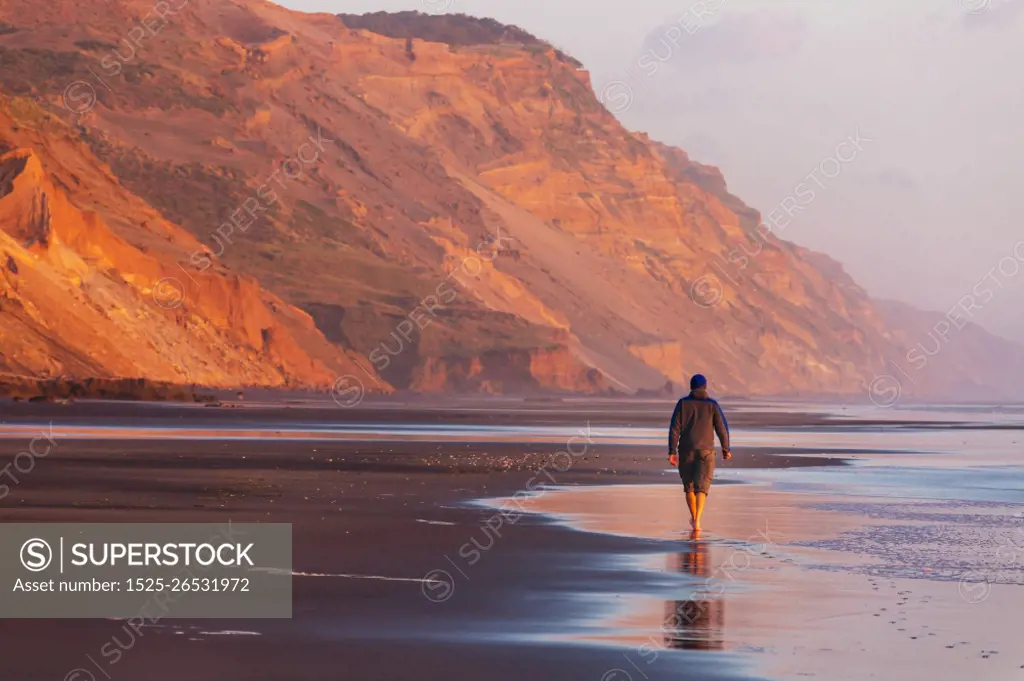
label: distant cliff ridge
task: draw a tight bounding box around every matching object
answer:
[337,11,582,66]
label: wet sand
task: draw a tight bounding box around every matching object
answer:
[0,398,1021,681]
[508,483,1024,680]
[0,398,838,681]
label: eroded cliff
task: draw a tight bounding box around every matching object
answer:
[0,3,1017,398]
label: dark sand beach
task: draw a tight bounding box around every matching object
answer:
[0,398,1022,681]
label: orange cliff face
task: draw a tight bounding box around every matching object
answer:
[0,98,386,390]
[412,346,604,395]
[331,13,898,394]
[0,3,1016,398]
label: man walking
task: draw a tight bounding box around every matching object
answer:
[668,374,731,532]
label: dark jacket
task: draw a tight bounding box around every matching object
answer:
[668,389,730,454]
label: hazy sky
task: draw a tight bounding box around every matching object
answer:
[281,0,1024,341]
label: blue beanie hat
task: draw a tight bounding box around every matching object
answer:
[690,374,708,390]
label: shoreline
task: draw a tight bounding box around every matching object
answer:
[496,478,1024,681]
[0,406,813,681]
[7,395,1024,431]
[1,402,1021,681]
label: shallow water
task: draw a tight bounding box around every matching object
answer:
[479,404,1024,681]
[2,401,1022,449]
[3,400,1021,681]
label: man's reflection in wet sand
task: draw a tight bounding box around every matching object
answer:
[663,532,725,650]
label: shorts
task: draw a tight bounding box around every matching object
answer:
[679,449,715,494]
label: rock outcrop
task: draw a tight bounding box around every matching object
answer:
[0,98,383,390]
